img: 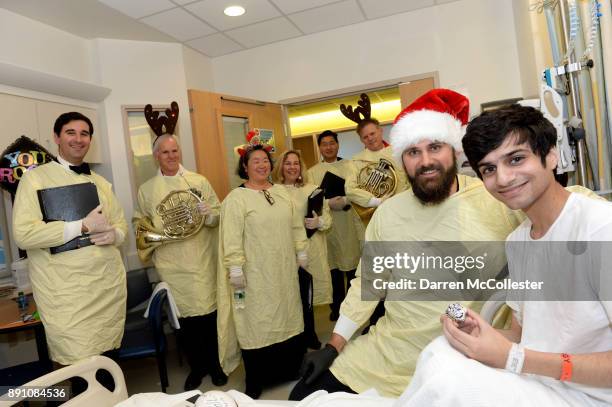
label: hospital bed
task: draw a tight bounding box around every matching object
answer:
[0,356,128,407]
[0,356,300,406]
[1,302,507,406]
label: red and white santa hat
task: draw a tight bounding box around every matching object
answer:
[390,88,469,163]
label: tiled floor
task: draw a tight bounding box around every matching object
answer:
[119,305,336,400]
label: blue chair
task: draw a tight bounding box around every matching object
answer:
[123,268,154,333]
[125,268,154,310]
[117,288,169,392]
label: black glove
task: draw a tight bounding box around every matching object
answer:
[299,343,339,385]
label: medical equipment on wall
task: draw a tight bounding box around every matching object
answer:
[531,0,611,191]
[519,83,575,174]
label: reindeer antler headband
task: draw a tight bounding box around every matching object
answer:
[237,130,274,157]
[145,101,179,145]
[340,93,371,124]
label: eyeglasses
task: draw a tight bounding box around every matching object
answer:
[262,189,275,206]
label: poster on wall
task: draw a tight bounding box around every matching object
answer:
[0,135,55,195]
[253,128,276,152]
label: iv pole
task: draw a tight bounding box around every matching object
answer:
[558,0,590,186]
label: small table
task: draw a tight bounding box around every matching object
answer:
[0,294,52,385]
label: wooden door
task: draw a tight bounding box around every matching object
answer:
[399,77,436,108]
[188,91,288,199]
[292,134,318,169]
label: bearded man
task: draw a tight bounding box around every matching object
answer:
[290,89,522,399]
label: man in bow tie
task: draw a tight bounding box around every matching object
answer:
[12,111,128,368]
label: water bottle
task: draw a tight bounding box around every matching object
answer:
[233,289,245,310]
[16,291,28,312]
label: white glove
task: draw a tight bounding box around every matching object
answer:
[229,266,246,290]
[367,197,383,208]
[304,211,322,230]
[297,251,308,270]
[82,205,112,234]
[197,201,211,217]
[89,229,117,246]
[328,196,347,211]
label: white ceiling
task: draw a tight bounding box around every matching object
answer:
[0,0,459,58]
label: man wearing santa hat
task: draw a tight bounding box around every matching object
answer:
[290,89,522,399]
[397,104,611,406]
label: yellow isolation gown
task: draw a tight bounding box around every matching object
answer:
[307,160,361,272]
[217,184,308,374]
[12,161,127,365]
[282,183,332,305]
[329,174,522,397]
[133,167,221,317]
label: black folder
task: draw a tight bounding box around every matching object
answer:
[319,171,346,199]
[306,188,324,238]
[37,183,100,254]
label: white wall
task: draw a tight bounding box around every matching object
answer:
[512,0,555,99]
[182,46,215,91]
[0,8,94,83]
[512,0,540,99]
[212,0,523,116]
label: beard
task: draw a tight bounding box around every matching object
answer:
[407,156,458,205]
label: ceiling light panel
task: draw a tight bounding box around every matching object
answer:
[97,0,176,19]
[186,0,280,31]
[289,0,364,35]
[224,6,246,16]
[225,17,300,48]
[186,33,244,56]
[140,8,216,40]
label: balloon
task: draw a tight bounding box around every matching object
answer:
[0,136,55,195]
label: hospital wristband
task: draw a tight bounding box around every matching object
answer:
[560,353,572,381]
[504,343,525,374]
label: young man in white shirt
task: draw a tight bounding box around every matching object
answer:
[398,104,612,406]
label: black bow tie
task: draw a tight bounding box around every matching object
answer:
[69,163,91,175]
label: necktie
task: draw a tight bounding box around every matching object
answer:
[69,162,91,175]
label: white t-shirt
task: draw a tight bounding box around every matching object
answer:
[506,193,612,403]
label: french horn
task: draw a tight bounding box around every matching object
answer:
[352,158,398,224]
[135,188,205,263]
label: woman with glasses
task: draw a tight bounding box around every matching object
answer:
[217,143,308,399]
[273,150,332,351]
